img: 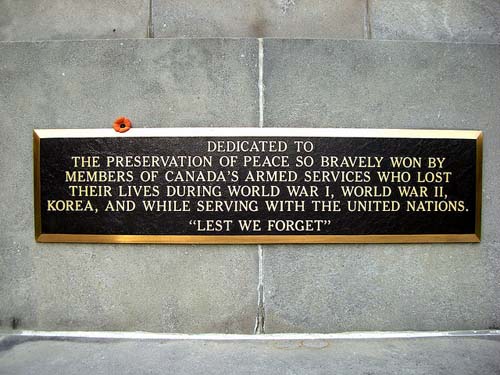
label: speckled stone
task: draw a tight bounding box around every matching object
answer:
[152,0,366,38]
[1,335,500,374]
[0,0,150,41]
[0,38,259,333]
[369,0,500,43]
[263,243,500,333]
[263,39,500,131]
[0,39,259,129]
[262,39,500,333]
[2,36,500,334]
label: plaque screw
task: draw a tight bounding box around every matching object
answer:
[113,116,132,133]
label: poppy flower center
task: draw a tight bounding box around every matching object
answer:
[120,123,126,128]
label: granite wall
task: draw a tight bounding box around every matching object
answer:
[0,0,499,333]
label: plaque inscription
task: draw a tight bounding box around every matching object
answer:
[34,128,482,243]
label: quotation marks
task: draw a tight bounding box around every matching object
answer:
[189,219,332,233]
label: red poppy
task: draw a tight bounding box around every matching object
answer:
[113,117,132,133]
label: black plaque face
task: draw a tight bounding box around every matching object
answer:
[34,128,482,243]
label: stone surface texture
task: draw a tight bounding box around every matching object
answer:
[262,39,500,333]
[1,0,500,336]
[263,39,500,131]
[0,38,259,333]
[1,335,500,375]
[0,39,259,129]
[263,244,500,333]
[370,0,500,43]
[0,0,150,41]
[152,0,366,38]
[2,0,500,43]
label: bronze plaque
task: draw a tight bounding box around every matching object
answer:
[34,128,482,243]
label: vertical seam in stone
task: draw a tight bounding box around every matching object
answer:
[254,244,265,334]
[254,38,265,334]
[148,0,155,38]
[258,38,264,128]
[364,0,372,39]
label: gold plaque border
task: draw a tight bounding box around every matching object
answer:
[33,128,483,244]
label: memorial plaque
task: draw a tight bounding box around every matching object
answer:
[33,128,482,243]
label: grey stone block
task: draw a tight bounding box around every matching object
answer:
[0,39,259,129]
[369,0,500,43]
[30,244,258,333]
[263,243,500,333]
[0,0,150,41]
[152,0,366,38]
[1,335,500,375]
[0,235,36,330]
[1,235,258,333]
[262,39,500,332]
[263,39,500,131]
[0,38,259,333]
